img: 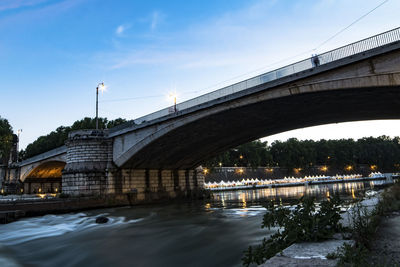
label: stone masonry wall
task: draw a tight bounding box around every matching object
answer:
[113,168,202,200]
[62,130,112,195]
[61,130,206,200]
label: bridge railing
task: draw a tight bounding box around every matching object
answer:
[133,27,400,124]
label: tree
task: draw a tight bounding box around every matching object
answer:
[0,117,13,164]
[203,136,400,173]
[23,117,127,159]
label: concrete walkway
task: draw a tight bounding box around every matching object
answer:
[369,212,400,265]
[259,239,350,266]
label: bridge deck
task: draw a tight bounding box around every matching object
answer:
[109,27,400,137]
[19,146,67,167]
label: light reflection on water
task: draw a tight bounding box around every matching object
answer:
[212,180,385,209]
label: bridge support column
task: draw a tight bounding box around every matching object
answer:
[111,168,204,200]
[62,130,112,196]
[60,130,206,200]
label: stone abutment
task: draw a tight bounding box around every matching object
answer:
[61,130,205,200]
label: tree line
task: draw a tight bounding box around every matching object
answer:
[2,114,400,171]
[21,117,127,159]
[203,137,400,172]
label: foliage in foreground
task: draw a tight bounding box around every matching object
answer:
[242,196,343,266]
[331,182,400,267]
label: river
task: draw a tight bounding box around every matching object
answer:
[0,180,387,267]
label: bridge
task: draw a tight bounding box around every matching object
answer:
[3,27,400,200]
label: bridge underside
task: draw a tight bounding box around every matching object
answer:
[23,161,65,194]
[122,86,400,169]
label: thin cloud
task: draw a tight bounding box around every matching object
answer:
[116,25,124,35]
[115,24,126,36]
[99,0,400,78]
[0,0,49,12]
[150,11,164,30]
[0,0,85,28]
[115,23,132,36]
[103,2,284,71]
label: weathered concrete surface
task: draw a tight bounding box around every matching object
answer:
[260,240,353,266]
[280,240,353,260]
[369,212,400,265]
[260,257,337,266]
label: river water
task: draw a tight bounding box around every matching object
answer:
[0,180,386,267]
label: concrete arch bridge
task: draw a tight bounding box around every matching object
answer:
[13,27,400,199]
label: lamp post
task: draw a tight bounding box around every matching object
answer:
[168,92,177,113]
[16,129,22,162]
[173,95,177,112]
[96,82,105,130]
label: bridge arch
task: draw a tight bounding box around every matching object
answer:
[22,160,66,194]
[113,47,400,170]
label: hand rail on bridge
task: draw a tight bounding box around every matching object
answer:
[132,27,400,125]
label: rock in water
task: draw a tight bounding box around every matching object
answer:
[95,216,109,224]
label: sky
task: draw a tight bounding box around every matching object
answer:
[0,0,399,149]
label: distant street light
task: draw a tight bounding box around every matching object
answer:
[345,165,353,171]
[96,82,105,130]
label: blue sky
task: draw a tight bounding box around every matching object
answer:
[1,0,399,149]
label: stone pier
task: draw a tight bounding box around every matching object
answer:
[62,130,204,199]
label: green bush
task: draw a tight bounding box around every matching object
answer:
[242,195,343,266]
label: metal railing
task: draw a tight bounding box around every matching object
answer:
[133,27,400,124]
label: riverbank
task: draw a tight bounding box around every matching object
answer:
[259,195,378,266]
[259,181,400,266]
[368,212,400,265]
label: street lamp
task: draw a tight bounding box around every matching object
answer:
[345,165,353,171]
[16,129,22,162]
[168,91,177,113]
[96,82,105,130]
